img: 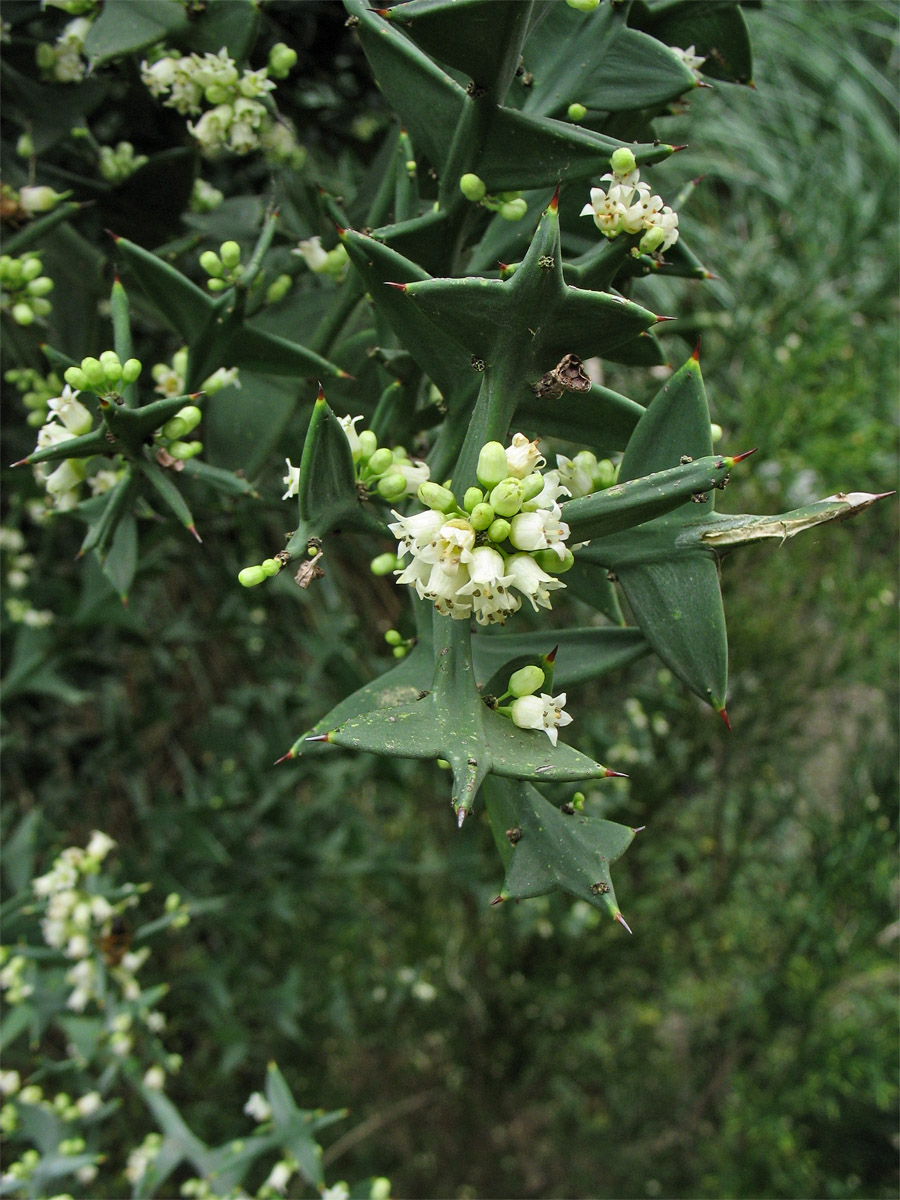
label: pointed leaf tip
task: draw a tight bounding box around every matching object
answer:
[104,228,121,242]
[546,645,558,663]
[718,707,732,732]
[548,183,560,213]
[490,895,505,907]
[187,523,202,544]
[316,381,326,401]
[654,314,677,324]
[274,750,295,765]
[384,282,408,292]
[614,911,633,934]
[692,339,701,361]
[10,458,29,468]
[631,826,646,834]
[456,807,468,829]
[728,447,758,465]
[333,220,346,237]
[336,369,355,381]
[671,144,689,152]
[604,768,629,779]
[305,733,331,743]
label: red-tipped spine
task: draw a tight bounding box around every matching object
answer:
[305,733,331,744]
[384,282,408,292]
[316,381,326,401]
[614,911,633,934]
[728,447,759,465]
[718,706,732,732]
[187,523,202,544]
[548,183,560,213]
[274,749,295,765]
[490,894,505,907]
[692,339,701,361]
[604,768,629,779]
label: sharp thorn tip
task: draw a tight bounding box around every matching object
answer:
[614,912,633,934]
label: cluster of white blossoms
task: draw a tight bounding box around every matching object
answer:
[389,433,574,626]
[30,384,100,510]
[35,13,93,83]
[581,146,679,254]
[141,46,304,165]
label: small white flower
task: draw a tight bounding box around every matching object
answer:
[142,1066,166,1091]
[282,458,300,500]
[89,469,121,496]
[504,553,566,611]
[243,1091,272,1122]
[457,546,520,625]
[526,467,571,510]
[188,103,234,152]
[76,1165,99,1185]
[389,507,443,557]
[338,414,365,460]
[141,56,177,97]
[45,458,86,499]
[393,458,430,495]
[322,1186,350,1200]
[672,44,706,76]
[201,365,240,394]
[0,1070,20,1096]
[511,691,573,746]
[293,236,330,272]
[555,454,594,498]
[265,1159,294,1194]
[85,830,116,861]
[508,506,570,559]
[65,934,90,959]
[505,432,545,478]
[76,1091,102,1117]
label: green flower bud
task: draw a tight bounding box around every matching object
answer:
[20,257,42,282]
[594,458,617,489]
[219,241,241,270]
[490,477,525,517]
[476,441,509,490]
[392,645,407,659]
[509,664,545,697]
[384,629,403,644]
[80,357,107,388]
[122,358,142,383]
[261,558,281,577]
[16,133,34,158]
[487,517,511,543]
[366,447,394,477]
[265,273,292,304]
[499,198,528,221]
[567,102,587,122]
[26,276,54,297]
[99,349,120,365]
[462,486,484,512]
[521,472,545,502]
[376,472,407,500]
[358,430,378,461]
[207,278,227,292]
[204,83,230,105]
[11,303,34,325]
[497,191,522,203]
[710,423,723,444]
[268,42,298,78]
[323,245,349,277]
[168,439,203,460]
[371,554,399,576]
[566,0,601,12]
[199,250,224,278]
[639,226,666,254]
[459,173,486,202]
[469,502,495,531]
[31,297,51,317]
[534,547,575,573]
[103,357,123,385]
[238,565,267,587]
[417,481,457,513]
[572,791,585,810]
[610,146,637,175]
[64,366,90,390]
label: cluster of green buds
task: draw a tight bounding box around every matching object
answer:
[189,177,225,213]
[0,253,54,326]
[98,139,148,183]
[382,627,416,659]
[389,432,574,625]
[64,350,142,396]
[555,449,618,498]
[154,401,203,462]
[285,413,431,507]
[489,653,574,747]
[199,239,243,292]
[5,367,66,427]
[237,555,287,589]
[151,347,239,398]
[458,174,528,221]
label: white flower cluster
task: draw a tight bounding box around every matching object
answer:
[31,385,98,511]
[581,147,679,254]
[2,526,53,628]
[672,44,706,79]
[283,413,430,504]
[140,47,303,164]
[98,140,148,184]
[35,14,92,83]
[293,236,350,278]
[389,433,573,625]
[555,449,617,499]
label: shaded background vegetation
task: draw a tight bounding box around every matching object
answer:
[2,3,897,1197]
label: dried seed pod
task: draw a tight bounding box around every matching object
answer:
[532,353,591,399]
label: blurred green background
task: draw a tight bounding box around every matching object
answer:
[2,3,897,1197]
